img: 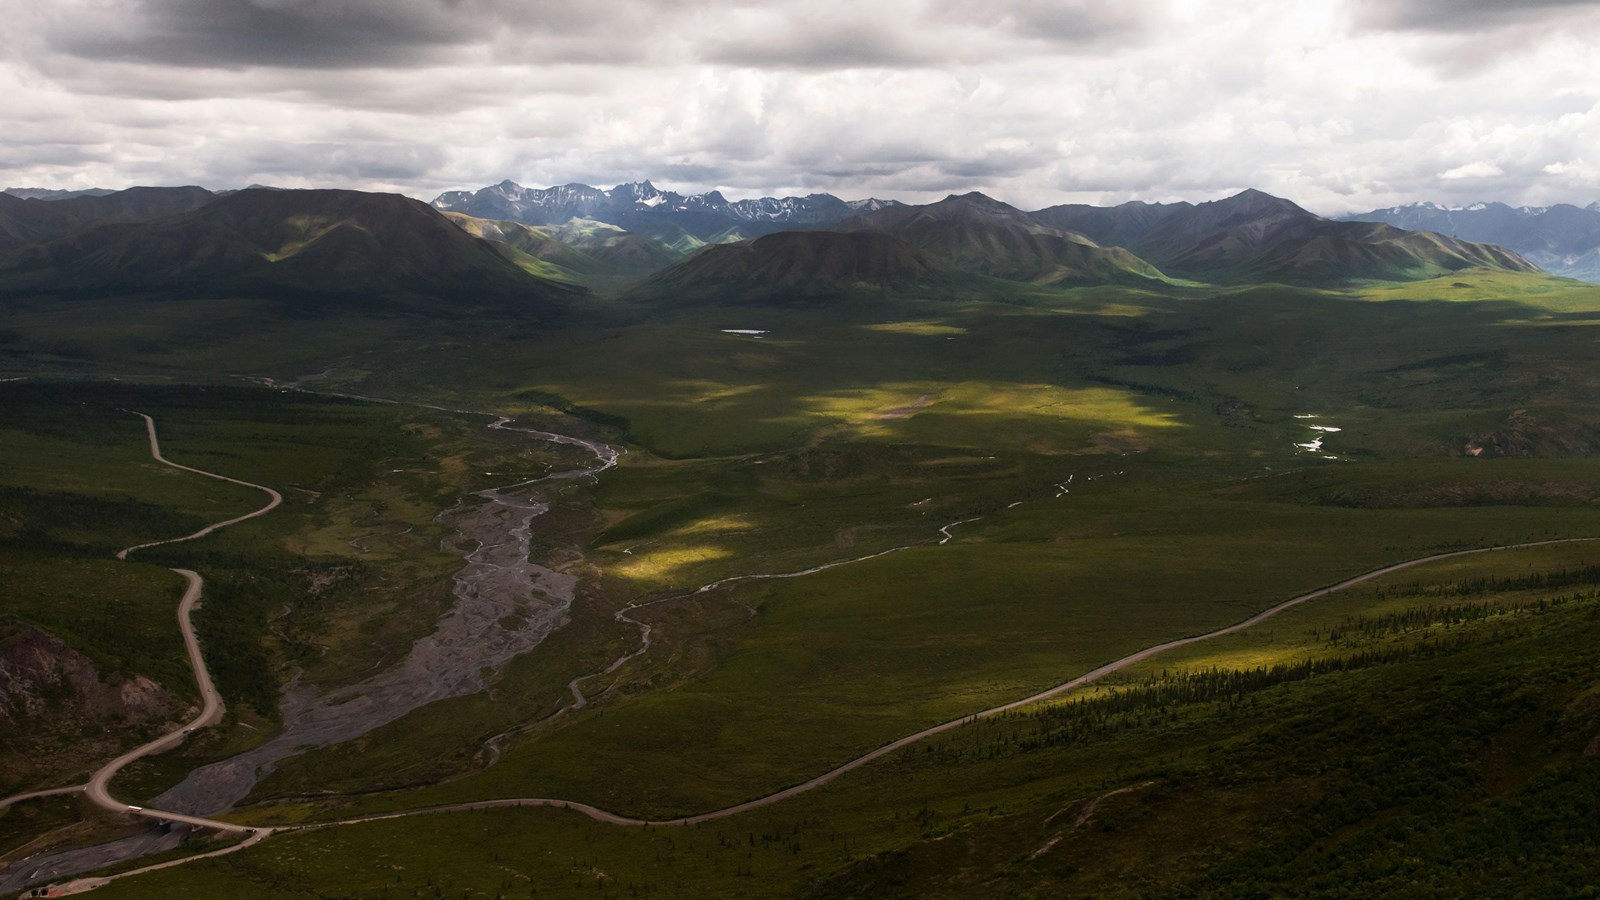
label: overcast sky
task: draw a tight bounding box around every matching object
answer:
[2,0,1598,214]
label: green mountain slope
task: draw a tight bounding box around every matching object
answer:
[0,188,580,307]
[0,186,216,254]
[544,218,681,272]
[1033,189,1539,283]
[446,213,680,283]
[634,230,957,301]
[840,192,1169,286]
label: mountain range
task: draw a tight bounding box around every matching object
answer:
[0,187,578,308]
[430,180,901,253]
[1033,189,1536,283]
[1340,201,1600,282]
[639,187,1534,300]
[0,181,1549,313]
[1,187,117,201]
[0,187,216,253]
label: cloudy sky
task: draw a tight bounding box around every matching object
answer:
[2,0,1598,214]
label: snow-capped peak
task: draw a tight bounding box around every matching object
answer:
[430,178,906,234]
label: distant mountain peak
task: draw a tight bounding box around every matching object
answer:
[1215,188,1304,214]
[1339,196,1600,283]
[3,186,118,201]
[942,191,1006,206]
[431,179,904,240]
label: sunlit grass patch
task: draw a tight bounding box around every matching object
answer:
[612,545,736,582]
[1354,269,1600,312]
[861,321,969,336]
[661,379,770,406]
[673,514,756,536]
[776,381,1187,447]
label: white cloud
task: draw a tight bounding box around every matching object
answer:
[1439,162,1507,180]
[1,0,1598,214]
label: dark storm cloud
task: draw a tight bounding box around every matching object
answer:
[52,0,487,69]
[44,0,678,70]
[1352,0,1600,31]
[931,0,1160,46]
[704,25,934,71]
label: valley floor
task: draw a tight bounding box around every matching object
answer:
[3,270,1600,896]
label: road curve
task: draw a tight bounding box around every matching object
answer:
[87,414,281,833]
[81,569,253,833]
[0,785,85,811]
[116,413,283,561]
[293,534,1599,831]
[48,830,271,896]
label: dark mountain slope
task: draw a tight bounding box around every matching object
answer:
[1341,201,1600,282]
[446,213,678,281]
[546,219,681,273]
[840,192,1167,286]
[635,230,953,301]
[1244,221,1537,283]
[0,186,217,253]
[1030,199,1185,249]
[0,189,579,308]
[1033,189,1539,283]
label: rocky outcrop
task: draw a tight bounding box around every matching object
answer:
[0,621,175,792]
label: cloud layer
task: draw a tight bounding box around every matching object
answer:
[2,0,1599,214]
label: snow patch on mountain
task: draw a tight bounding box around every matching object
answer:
[431,179,904,243]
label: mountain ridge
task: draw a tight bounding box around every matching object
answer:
[1034,190,1539,283]
[431,180,903,246]
[1341,200,1600,282]
[0,188,581,309]
[634,230,958,302]
[838,192,1168,286]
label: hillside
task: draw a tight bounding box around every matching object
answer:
[0,188,580,307]
[1342,201,1600,282]
[635,230,953,300]
[545,219,681,273]
[839,192,1169,286]
[1034,189,1539,282]
[446,213,679,282]
[0,186,216,254]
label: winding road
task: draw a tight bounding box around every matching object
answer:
[290,535,1600,834]
[0,414,280,895]
[88,415,281,834]
[16,405,1599,895]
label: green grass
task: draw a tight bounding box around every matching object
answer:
[5,269,1600,894]
[0,550,190,692]
[89,543,1600,899]
[279,463,1600,820]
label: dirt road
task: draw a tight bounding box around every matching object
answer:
[81,414,280,830]
[297,535,1600,832]
[22,406,1597,893]
[0,414,279,895]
